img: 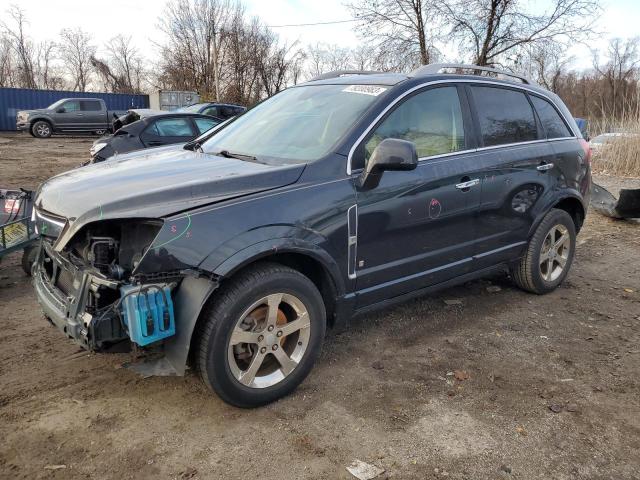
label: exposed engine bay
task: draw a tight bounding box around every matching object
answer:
[36,218,179,353]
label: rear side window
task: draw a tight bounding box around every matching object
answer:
[530,96,572,139]
[364,86,465,163]
[471,86,537,146]
[148,118,194,137]
[220,106,236,118]
[81,100,102,111]
[202,106,219,117]
[194,117,220,134]
[61,100,80,112]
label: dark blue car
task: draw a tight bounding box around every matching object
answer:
[175,102,246,119]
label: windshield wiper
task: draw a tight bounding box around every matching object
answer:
[183,140,203,152]
[217,150,265,164]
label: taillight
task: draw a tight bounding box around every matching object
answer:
[579,138,591,166]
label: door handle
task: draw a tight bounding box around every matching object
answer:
[537,162,554,171]
[75,113,84,116]
[455,178,480,190]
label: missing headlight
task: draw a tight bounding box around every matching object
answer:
[68,219,163,279]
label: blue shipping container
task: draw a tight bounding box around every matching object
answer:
[0,87,149,131]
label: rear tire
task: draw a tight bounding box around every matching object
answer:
[196,262,326,408]
[32,120,52,138]
[511,208,576,294]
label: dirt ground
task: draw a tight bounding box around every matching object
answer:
[1,132,639,480]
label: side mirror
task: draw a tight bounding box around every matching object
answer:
[56,107,66,113]
[358,138,418,189]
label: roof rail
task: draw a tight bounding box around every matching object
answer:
[409,63,534,85]
[308,70,382,82]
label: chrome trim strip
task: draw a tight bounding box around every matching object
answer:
[346,78,578,175]
[355,257,472,295]
[354,241,526,295]
[473,241,527,259]
[347,204,358,280]
[35,209,66,227]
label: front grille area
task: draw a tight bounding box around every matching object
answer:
[56,267,75,296]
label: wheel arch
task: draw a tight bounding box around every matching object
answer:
[30,117,53,127]
[30,117,54,135]
[552,196,586,233]
[212,240,345,328]
[530,193,586,238]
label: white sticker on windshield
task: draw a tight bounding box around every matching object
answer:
[343,85,387,96]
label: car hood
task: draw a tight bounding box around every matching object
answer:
[18,109,49,115]
[36,148,306,250]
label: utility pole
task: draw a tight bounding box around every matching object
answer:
[212,26,220,102]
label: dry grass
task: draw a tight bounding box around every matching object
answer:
[589,119,640,178]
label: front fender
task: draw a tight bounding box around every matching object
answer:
[29,115,54,126]
[201,233,346,297]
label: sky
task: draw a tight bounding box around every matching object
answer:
[3,0,640,71]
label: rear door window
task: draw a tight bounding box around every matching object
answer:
[148,118,194,137]
[80,100,102,111]
[363,86,465,165]
[470,86,537,146]
[194,117,220,134]
[530,96,572,139]
[202,106,220,117]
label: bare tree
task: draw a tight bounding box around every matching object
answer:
[0,34,15,87]
[306,43,354,78]
[156,0,304,104]
[34,40,63,89]
[592,37,640,118]
[255,33,304,96]
[0,5,37,88]
[304,43,408,79]
[441,0,600,66]
[59,27,95,91]
[346,0,439,67]
[91,35,145,93]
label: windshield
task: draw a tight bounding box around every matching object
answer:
[176,103,207,113]
[201,84,386,164]
[47,99,66,110]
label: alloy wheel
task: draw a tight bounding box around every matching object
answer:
[539,224,571,282]
[227,293,311,388]
[36,124,50,137]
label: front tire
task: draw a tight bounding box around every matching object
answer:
[196,263,326,408]
[511,208,576,294]
[21,245,38,276]
[32,120,52,138]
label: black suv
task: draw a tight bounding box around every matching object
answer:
[32,64,591,407]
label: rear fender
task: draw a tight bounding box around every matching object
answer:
[528,190,586,238]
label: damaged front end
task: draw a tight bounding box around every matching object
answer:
[34,217,178,352]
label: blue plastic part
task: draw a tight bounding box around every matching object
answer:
[120,284,176,346]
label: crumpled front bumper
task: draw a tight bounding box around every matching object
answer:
[33,241,125,351]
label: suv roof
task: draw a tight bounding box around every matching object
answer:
[302,63,538,89]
